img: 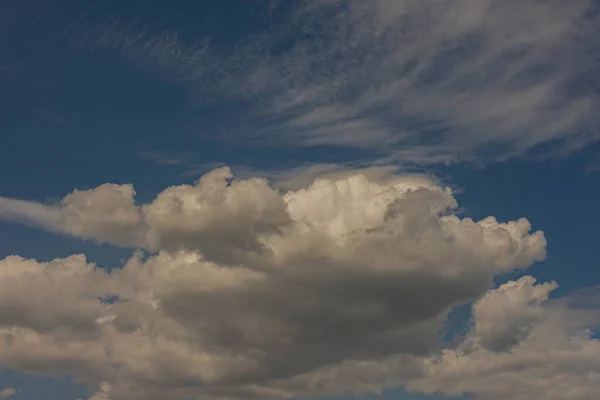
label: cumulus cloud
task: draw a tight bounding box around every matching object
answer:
[470,276,558,352]
[0,168,562,400]
[57,0,600,165]
[222,163,433,191]
[2,168,290,264]
[406,279,600,400]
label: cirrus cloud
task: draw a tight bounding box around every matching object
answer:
[61,0,600,166]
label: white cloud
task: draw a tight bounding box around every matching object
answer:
[0,196,61,230]
[60,0,600,165]
[0,168,561,400]
[1,168,598,400]
[0,167,546,268]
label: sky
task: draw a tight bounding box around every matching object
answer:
[0,0,600,399]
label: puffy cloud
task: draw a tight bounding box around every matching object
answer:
[0,167,547,276]
[0,167,291,265]
[0,168,556,399]
[471,276,558,352]
[0,186,145,248]
[60,183,147,248]
[8,168,596,400]
[194,163,434,192]
[406,280,600,400]
[142,167,291,263]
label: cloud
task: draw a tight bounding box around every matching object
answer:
[56,0,600,166]
[226,163,437,192]
[0,167,556,399]
[1,167,290,263]
[88,382,112,400]
[0,388,17,400]
[470,276,558,352]
[281,281,600,400]
[184,162,442,191]
[406,279,600,400]
[0,196,61,230]
[137,149,189,167]
[0,167,545,266]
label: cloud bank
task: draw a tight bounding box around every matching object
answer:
[1,168,597,400]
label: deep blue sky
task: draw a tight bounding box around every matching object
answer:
[1,0,599,399]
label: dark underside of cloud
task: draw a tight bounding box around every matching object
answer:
[0,168,598,400]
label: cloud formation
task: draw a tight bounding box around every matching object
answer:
[88,382,112,400]
[2,2,599,398]
[407,279,600,400]
[5,168,597,400]
[63,0,600,165]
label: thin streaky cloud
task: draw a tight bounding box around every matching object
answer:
[61,0,600,166]
[136,149,190,166]
[0,197,62,231]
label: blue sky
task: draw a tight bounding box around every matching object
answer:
[1,1,600,399]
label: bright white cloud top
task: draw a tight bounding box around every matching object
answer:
[0,168,598,399]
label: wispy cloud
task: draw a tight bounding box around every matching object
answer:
[65,14,213,81]
[136,149,189,166]
[63,0,600,166]
[212,162,441,191]
[0,196,62,230]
